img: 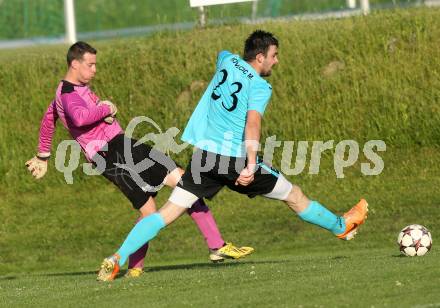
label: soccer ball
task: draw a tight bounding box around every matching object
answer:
[397,224,432,257]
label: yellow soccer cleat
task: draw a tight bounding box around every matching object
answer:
[209,242,255,263]
[337,199,369,240]
[97,254,120,282]
[237,246,255,257]
[124,268,144,278]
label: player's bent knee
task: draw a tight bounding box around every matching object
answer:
[286,185,310,213]
[158,201,189,225]
[263,174,293,201]
[139,197,157,217]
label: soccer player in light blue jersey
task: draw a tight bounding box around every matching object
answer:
[98,30,369,281]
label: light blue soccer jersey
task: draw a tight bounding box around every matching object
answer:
[182,50,272,157]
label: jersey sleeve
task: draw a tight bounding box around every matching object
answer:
[247,81,272,115]
[61,92,111,127]
[37,100,59,154]
[216,50,232,69]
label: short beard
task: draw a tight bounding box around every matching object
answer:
[260,70,272,77]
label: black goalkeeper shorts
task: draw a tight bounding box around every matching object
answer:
[93,134,177,209]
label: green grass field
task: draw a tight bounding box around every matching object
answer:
[1,7,440,307]
[1,147,439,306]
[1,249,439,307]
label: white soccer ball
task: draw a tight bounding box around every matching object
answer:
[397,224,432,257]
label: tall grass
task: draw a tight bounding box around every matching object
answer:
[1,8,440,191]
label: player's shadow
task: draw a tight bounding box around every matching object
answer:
[132,259,292,274]
[42,270,97,277]
[39,259,292,278]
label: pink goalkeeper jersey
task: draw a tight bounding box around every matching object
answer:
[37,80,123,161]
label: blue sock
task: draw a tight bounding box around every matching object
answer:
[116,213,165,266]
[298,201,345,235]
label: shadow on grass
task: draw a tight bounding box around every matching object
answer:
[143,259,292,273]
[391,254,406,258]
[38,259,293,278]
[331,256,350,260]
[41,270,97,277]
[0,276,17,281]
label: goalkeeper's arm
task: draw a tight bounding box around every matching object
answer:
[25,100,59,179]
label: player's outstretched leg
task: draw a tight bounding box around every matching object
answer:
[98,202,192,281]
[125,199,254,278]
[97,212,166,281]
[125,217,149,278]
[284,185,368,240]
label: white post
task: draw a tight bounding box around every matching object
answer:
[64,0,77,44]
[360,0,370,14]
[347,0,356,8]
[199,6,206,27]
[251,0,258,21]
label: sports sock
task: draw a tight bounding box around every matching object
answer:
[187,199,225,250]
[116,213,165,266]
[128,217,149,269]
[298,200,346,235]
[127,199,224,268]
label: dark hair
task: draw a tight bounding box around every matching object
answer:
[66,41,97,66]
[243,30,278,61]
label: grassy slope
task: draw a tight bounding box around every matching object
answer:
[1,146,439,273]
[2,8,440,190]
[0,8,439,306]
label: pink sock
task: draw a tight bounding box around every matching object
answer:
[128,217,150,269]
[187,199,225,250]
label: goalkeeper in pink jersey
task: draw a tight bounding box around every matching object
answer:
[25,41,253,278]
